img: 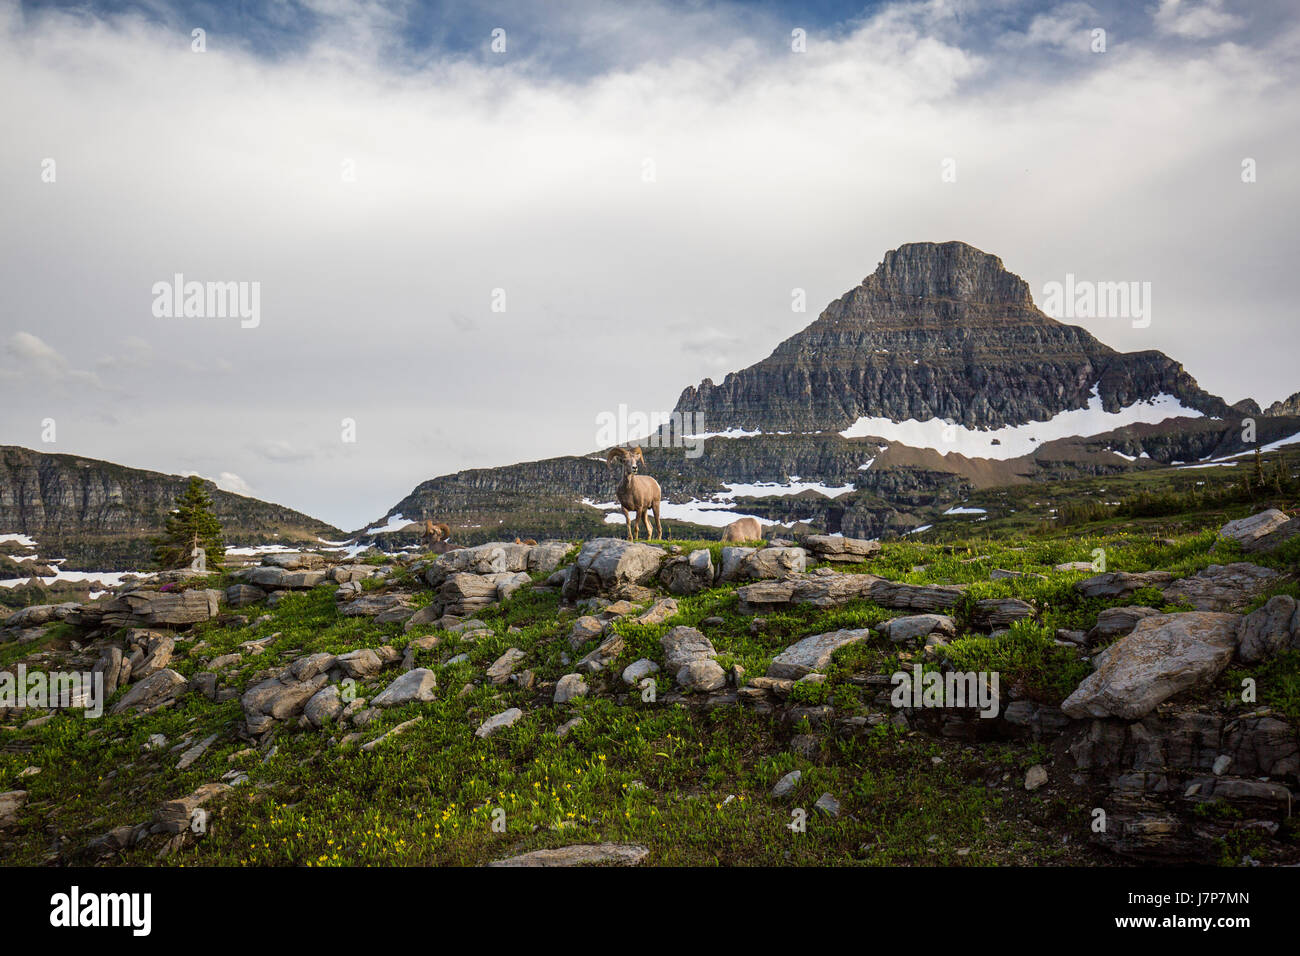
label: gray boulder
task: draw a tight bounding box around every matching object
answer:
[767,628,869,680]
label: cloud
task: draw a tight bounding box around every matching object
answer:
[0,0,1296,531]
[1153,0,1246,39]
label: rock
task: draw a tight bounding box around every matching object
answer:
[1235,595,1298,664]
[261,551,326,570]
[659,626,717,676]
[813,793,840,817]
[340,592,414,620]
[527,541,574,574]
[877,614,956,644]
[240,673,329,732]
[1054,561,1097,572]
[971,598,1034,629]
[1075,571,1173,600]
[991,568,1046,582]
[568,616,606,650]
[336,649,383,679]
[289,652,337,681]
[127,631,175,682]
[718,546,755,582]
[635,598,679,626]
[554,673,589,704]
[676,659,727,692]
[2,602,77,628]
[476,707,524,738]
[372,668,437,707]
[1061,612,1241,720]
[92,645,125,695]
[621,658,660,685]
[767,628,869,680]
[436,573,501,617]
[224,583,266,608]
[577,633,624,674]
[240,566,328,590]
[486,648,526,684]
[1088,606,1161,643]
[304,685,344,727]
[486,842,649,867]
[802,535,880,563]
[660,549,715,595]
[176,733,218,771]
[403,605,443,632]
[1024,765,1048,791]
[736,573,964,615]
[562,538,666,599]
[1163,563,1281,612]
[361,716,424,752]
[556,717,584,738]
[81,588,222,628]
[153,782,230,833]
[1220,509,1291,546]
[1243,516,1300,554]
[111,668,188,715]
[737,547,808,580]
[771,770,801,798]
[0,790,26,827]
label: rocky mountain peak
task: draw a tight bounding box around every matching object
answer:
[868,240,1032,306]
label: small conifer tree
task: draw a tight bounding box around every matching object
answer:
[154,476,225,570]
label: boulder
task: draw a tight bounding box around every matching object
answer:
[1243,516,1300,554]
[92,645,125,695]
[554,673,589,704]
[289,652,337,681]
[372,668,438,707]
[877,614,956,644]
[0,790,27,828]
[1087,606,1161,644]
[1061,613,1241,720]
[527,541,574,575]
[718,547,755,582]
[562,538,666,599]
[240,673,329,732]
[737,547,808,581]
[660,549,715,595]
[635,598,679,626]
[261,552,326,570]
[304,685,344,727]
[1235,595,1299,664]
[735,574,963,615]
[675,659,727,692]
[336,649,383,679]
[340,592,414,619]
[1075,571,1173,600]
[1163,563,1280,612]
[111,668,188,715]
[568,615,606,650]
[1219,509,1291,546]
[767,628,869,680]
[486,648,526,684]
[224,583,266,608]
[621,659,660,685]
[660,626,717,677]
[475,707,524,738]
[970,598,1034,629]
[2,603,77,629]
[576,633,624,674]
[802,535,881,563]
[126,631,174,682]
[153,782,231,834]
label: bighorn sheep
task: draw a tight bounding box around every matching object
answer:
[721,516,762,543]
[423,520,451,546]
[606,446,662,541]
[514,537,538,546]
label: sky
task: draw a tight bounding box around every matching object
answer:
[1,0,1297,532]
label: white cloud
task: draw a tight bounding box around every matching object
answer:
[1153,0,1246,39]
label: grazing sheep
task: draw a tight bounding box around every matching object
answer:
[721,516,763,543]
[606,446,662,541]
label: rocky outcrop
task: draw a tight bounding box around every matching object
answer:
[1061,613,1241,720]
[562,539,666,599]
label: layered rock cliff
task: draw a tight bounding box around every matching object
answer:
[674,241,1231,433]
[0,446,342,570]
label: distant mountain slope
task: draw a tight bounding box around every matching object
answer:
[0,446,342,570]
[674,241,1231,433]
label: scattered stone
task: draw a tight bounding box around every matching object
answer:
[1220,509,1291,546]
[176,733,218,771]
[771,770,801,798]
[487,842,649,867]
[372,668,438,707]
[621,658,660,685]
[1163,563,1281,612]
[877,614,956,644]
[802,535,880,563]
[1088,606,1161,644]
[554,673,589,704]
[556,717,584,738]
[676,659,727,693]
[660,626,717,676]
[362,716,423,752]
[476,707,524,738]
[0,790,27,827]
[813,793,840,817]
[1235,595,1298,664]
[486,648,526,684]
[767,628,869,680]
[1024,765,1048,791]
[111,669,188,715]
[568,616,605,650]
[1075,571,1174,600]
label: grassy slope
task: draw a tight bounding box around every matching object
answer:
[2,463,1299,867]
